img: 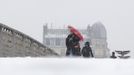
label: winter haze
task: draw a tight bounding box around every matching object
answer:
[0,0,134,56]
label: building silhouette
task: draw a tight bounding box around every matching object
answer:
[43,22,110,58]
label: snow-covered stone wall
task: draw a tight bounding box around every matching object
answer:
[0,23,58,57]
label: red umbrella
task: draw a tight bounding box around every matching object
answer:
[68,25,84,41]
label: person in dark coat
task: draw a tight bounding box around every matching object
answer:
[82,42,94,58]
[66,32,81,56]
[72,34,81,56]
[110,52,117,59]
[66,33,74,56]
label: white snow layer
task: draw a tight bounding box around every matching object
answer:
[0,58,134,75]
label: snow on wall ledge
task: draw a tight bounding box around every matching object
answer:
[0,23,58,57]
[0,58,134,75]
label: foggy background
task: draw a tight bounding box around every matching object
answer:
[0,0,134,75]
[0,0,134,56]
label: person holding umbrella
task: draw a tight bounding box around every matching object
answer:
[66,26,83,56]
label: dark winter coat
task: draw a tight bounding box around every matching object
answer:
[82,46,93,57]
[66,33,80,48]
[66,33,74,48]
[66,33,81,56]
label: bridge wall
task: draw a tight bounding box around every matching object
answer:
[0,23,58,57]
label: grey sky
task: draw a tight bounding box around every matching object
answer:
[0,0,134,56]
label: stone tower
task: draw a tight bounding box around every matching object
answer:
[90,22,110,58]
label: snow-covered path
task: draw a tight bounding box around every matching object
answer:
[0,58,134,75]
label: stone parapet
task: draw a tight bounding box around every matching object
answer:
[0,23,58,57]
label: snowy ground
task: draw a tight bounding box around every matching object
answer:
[0,58,134,75]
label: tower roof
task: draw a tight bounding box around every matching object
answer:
[91,21,107,39]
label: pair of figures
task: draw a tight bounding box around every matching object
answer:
[66,32,94,58]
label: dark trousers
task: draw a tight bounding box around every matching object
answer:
[66,47,72,56]
[66,47,81,56]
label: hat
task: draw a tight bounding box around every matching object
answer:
[85,41,90,46]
